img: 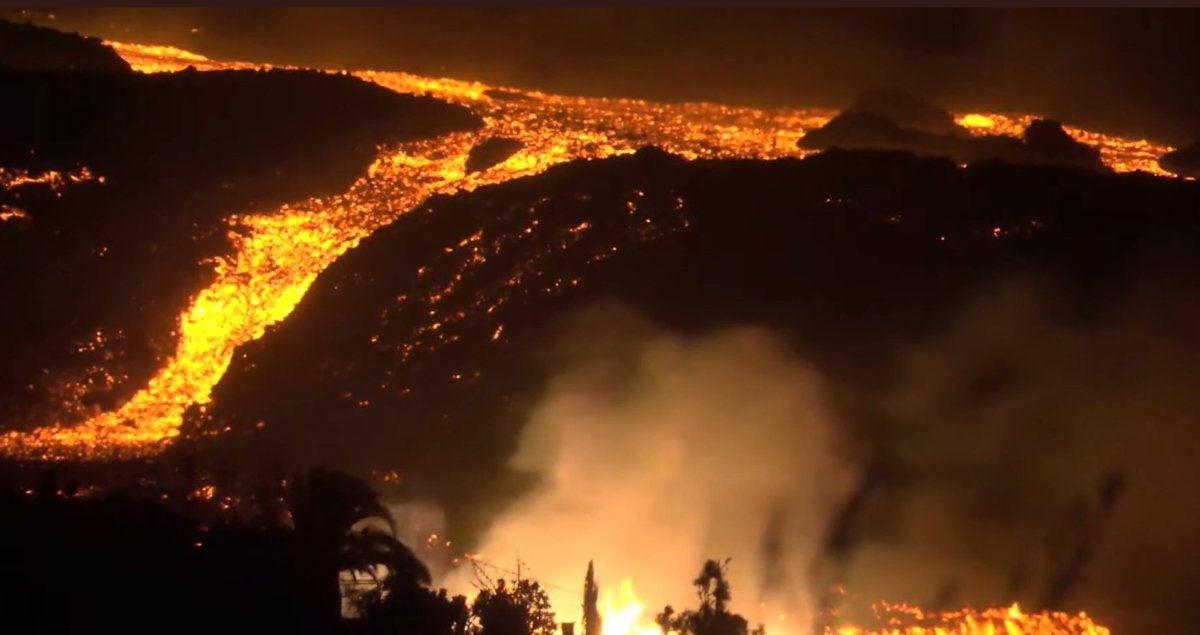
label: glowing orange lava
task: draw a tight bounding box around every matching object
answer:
[2,36,1133,634]
[0,40,1174,469]
[0,166,101,191]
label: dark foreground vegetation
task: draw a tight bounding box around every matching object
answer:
[0,467,759,635]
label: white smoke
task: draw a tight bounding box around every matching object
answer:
[441,303,857,634]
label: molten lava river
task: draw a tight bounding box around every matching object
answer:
[2,41,1153,634]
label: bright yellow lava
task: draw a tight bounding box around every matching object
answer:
[0,42,1176,460]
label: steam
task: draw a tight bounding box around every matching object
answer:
[442,303,857,633]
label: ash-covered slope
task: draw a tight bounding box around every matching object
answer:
[0,60,480,431]
[200,147,1200,507]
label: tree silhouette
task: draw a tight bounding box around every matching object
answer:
[360,583,471,635]
[284,468,421,628]
[655,606,677,635]
[584,560,602,635]
[471,577,558,635]
[656,560,751,635]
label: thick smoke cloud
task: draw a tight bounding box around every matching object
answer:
[440,302,858,634]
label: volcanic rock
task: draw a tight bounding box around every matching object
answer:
[845,88,965,137]
[1159,141,1200,178]
[0,67,481,185]
[1020,119,1105,171]
[466,137,524,173]
[801,90,1106,172]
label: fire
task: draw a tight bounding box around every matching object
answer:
[602,580,663,635]
[828,602,1110,635]
[572,579,1111,635]
[0,41,1177,463]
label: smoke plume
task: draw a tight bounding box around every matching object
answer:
[441,302,858,634]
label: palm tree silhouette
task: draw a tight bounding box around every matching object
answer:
[285,468,430,627]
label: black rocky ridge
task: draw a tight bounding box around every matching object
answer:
[800,89,1106,172]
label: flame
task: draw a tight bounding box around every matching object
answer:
[602,580,663,635]
[828,602,1109,635]
[587,584,1112,635]
[0,41,1177,462]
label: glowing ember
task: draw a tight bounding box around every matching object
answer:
[0,41,1176,466]
[0,205,30,222]
[0,166,101,191]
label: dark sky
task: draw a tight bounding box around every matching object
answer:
[13,8,1200,145]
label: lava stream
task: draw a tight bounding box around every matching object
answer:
[0,39,1127,635]
[0,41,1174,467]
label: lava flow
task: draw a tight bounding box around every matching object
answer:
[0,41,1175,460]
[0,39,1133,635]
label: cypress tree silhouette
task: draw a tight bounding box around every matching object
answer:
[583,560,603,635]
